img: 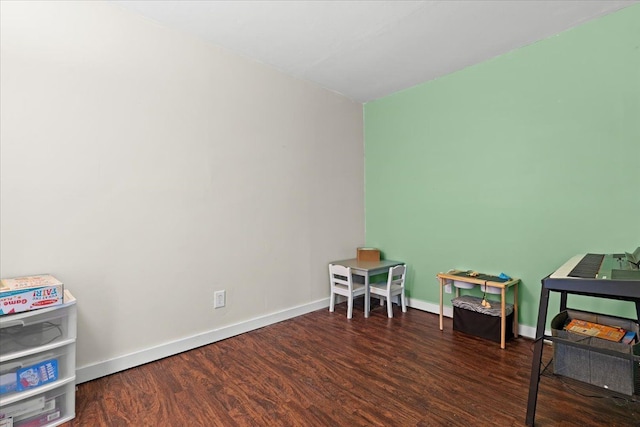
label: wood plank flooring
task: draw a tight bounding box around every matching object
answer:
[65,301,640,426]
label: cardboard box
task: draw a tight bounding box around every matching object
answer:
[17,359,59,392]
[0,275,63,316]
[564,318,626,342]
[0,359,59,396]
[357,248,380,262]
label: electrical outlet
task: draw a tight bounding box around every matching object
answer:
[214,290,225,308]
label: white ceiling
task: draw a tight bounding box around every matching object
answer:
[113,0,638,103]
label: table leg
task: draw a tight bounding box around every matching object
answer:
[513,282,519,338]
[364,273,370,318]
[560,291,568,312]
[500,287,506,349]
[439,278,444,330]
[525,283,551,426]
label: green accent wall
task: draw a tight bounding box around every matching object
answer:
[364,5,640,330]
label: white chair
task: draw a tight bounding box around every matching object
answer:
[369,264,407,318]
[329,263,366,319]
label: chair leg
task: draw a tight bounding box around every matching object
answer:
[347,295,353,319]
[386,295,393,318]
[329,291,335,312]
[401,291,407,313]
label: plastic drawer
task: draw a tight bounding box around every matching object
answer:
[0,343,75,403]
[0,302,76,359]
[0,381,75,427]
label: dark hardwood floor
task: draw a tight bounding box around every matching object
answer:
[65,301,640,426]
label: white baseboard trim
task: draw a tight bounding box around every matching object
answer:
[406,297,452,318]
[76,296,537,383]
[76,298,330,384]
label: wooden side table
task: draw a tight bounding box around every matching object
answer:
[437,270,519,349]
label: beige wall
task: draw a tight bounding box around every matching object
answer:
[0,1,364,381]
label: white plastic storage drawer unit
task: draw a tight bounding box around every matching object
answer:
[0,290,77,427]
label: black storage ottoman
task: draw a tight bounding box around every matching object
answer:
[452,295,514,343]
[551,309,640,396]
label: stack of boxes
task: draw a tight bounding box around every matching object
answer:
[0,274,64,316]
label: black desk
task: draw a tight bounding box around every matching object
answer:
[525,274,640,425]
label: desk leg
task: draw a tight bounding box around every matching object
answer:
[500,288,506,349]
[439,278,444,331]
[513,283,519,338]
[560,291,568,312]
[525,282,551,426]
[364,274,370,318]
